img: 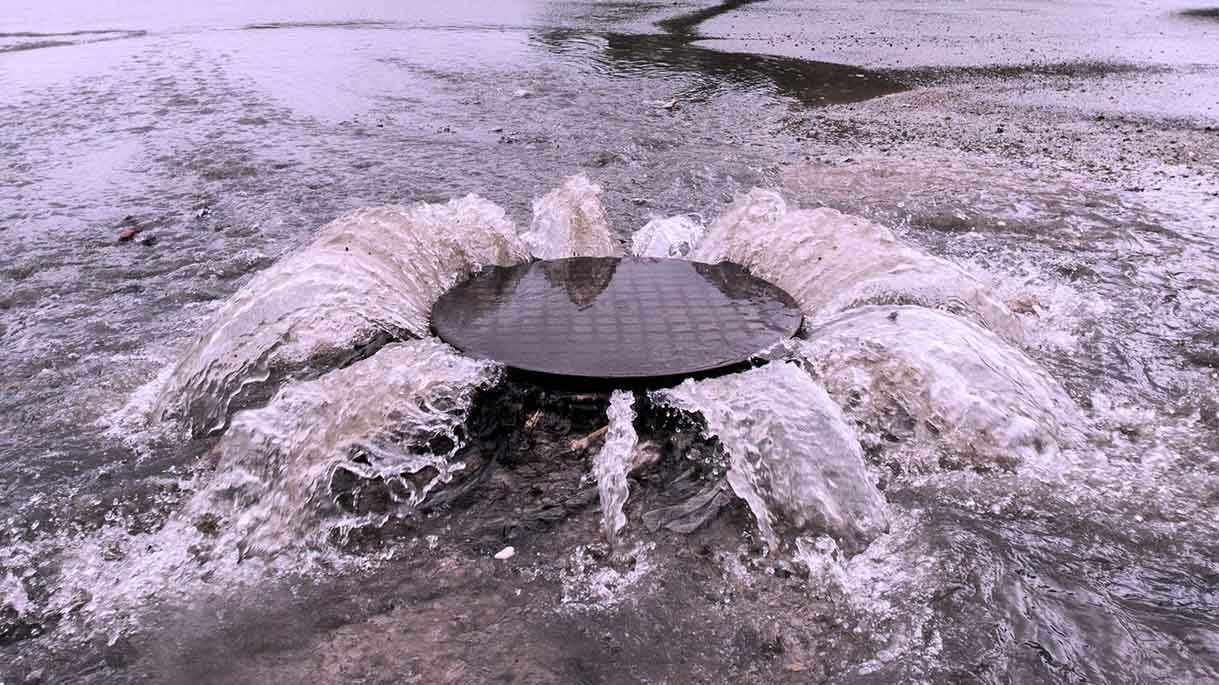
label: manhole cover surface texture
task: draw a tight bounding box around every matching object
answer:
[432,257,802,379]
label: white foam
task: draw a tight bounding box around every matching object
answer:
[653,363,890,555]
[692,189,1026,343]
[522,174,622,259]
[629,214,705,258]
[591,390,640,547]
[791,306,1083,472]
[48,339,501,640]
[157,195,528,436]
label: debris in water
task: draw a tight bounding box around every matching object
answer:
[570,425,609,451]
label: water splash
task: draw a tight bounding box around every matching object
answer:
[787,306,1082,472]
[653,363,889,555]
[40,339,501,642]
[591,390,640,548]
[521,174,623,259]
[629,214,706,258]
[691,189,1025,343]
[157,196,528,436]
[192,337,501,558]
[560,543,654,611]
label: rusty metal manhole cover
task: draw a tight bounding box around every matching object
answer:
[432,257,802,380]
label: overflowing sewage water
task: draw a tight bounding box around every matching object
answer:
[3,0,1219,682]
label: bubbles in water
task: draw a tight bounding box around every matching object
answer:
[629,214,706,258]
[521,174,622,259]
[196,338,502,558]
[560,543,654,611]
[39,338,501,643]
[653,362,890,555]
[591,390,640,548]
[16,175,1144,681]
[692,189,1026,344]
[790,305,1083,472]
[157,196,528,436]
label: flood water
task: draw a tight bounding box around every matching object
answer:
[3,1,1219,682]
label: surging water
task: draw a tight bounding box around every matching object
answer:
[654,363,890,556]
[157,196,529,437]
[196,338,502,558]
[590,390,641,550]
[628,214,706,258]
[520,174,623,260]
[36,338,501,642]
[5,175,1218,681]
[692,189,1027,344]
[789,305,1083,471]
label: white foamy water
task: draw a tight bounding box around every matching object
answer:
[591,390,640,548]
[157,196,528,436]
[41,338,501,640]
[691,189,1026,344]
[653,363,890,555]
[521,174,623,259]
[629,214,706,258]
[12,173,1210,684]
[192,337,502,557]
[789,305,1083,472]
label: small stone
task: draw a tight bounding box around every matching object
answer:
[140,235,158,247]
[494,546,515,560]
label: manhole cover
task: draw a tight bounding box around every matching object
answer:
[432,257,802,380]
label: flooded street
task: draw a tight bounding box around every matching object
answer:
[3,1,1219,682]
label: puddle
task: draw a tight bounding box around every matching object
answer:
[538,0,908,107]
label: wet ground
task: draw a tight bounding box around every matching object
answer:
[3,1,1219,683]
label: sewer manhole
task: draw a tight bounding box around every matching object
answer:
[432,257,802,380]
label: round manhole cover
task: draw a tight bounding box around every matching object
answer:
[432,257,802,380]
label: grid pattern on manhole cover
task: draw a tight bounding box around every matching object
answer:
[433,257,801,379]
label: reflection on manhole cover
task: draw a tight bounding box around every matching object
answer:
[432,257,802,380]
